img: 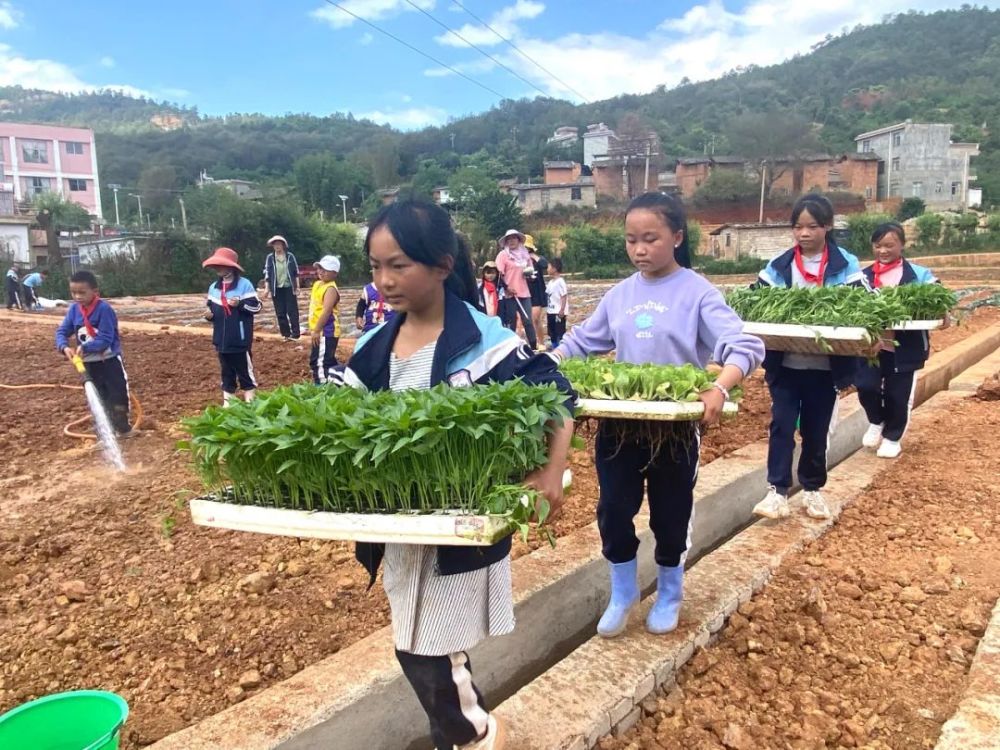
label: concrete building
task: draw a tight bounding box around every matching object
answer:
[854,121,980,209]
[505,178,596,215]
[0,215,33,265]
[675,157,744,198]
[582,123,616,168]
[543,161,582,185]
[0,122,102,219]
[546,126,579,147]
[709,223,790,261]
[432,186,451,205]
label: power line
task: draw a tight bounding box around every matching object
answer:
[448,0,591,103]
[320,0,510,100]
[401,0,551,100]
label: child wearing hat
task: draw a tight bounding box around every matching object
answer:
[477,261,501,317]
[309,255,342,384]
[203,247,263,405]
[494,229,538,349]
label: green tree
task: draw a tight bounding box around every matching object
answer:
[293,153,372,220]
[915,213,943,247]
[693,170,760,204]
[410,160,450,200]
[137,164,179,213]
[33,193,93,267]
[725,113,822,198]
[896,197,926,221]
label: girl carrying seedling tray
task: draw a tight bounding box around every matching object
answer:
[857,222,951,459]
[554,192,764,640]
[333,200,573,750]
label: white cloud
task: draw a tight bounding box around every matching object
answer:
[310,0,435,29]
[401,93,412,102]
[433,0,986,103]
[358,105,448,129]
[0,43,152,98]
[99,56,116,68]
[0,2,22,30]
[358,31,374,45]
[435,0,544,48]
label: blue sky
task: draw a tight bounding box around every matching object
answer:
[0,0,992,129]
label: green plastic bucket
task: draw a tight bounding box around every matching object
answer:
[0,690,128,750]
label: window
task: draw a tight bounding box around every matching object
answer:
[951,181,961,196]
[64,141,85,155]
[725,234,731,248]
[892,132,902,146]
[891,157,900,172]
[911,181,923,197]
[68,178,87,191]
[28,177,52,195]
[865,186,873,199]
[862,139,872,153]
[21,140,48,164]
[935,181,943,195]
[889,181,901,197]
[570,187,582,200]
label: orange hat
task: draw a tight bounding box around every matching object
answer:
[202,247,244,272]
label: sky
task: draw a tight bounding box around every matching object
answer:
[0,0,994,130]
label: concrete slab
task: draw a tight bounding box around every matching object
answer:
[935,597,1000,750]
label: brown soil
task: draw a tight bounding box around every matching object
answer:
[0,302,995,747]
[598,394,1000,750]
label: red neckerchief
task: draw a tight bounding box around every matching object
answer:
[483,280,498,314]
[220,278,233,316]
[871,258,903,289]
[79,296,101,338]
[375,294,384,324]
[793,245,829,286]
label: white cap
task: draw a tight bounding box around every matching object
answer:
[315,255,341,272]
[501,229,525,242]
[267,235,289,248]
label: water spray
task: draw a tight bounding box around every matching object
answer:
[70,355,127,471]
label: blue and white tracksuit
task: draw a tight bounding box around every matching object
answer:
[206,275,263,395]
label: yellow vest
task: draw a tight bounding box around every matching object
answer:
[308,280,340,336]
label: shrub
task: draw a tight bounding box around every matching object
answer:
[914,213,943,247]
[896,197,926,221]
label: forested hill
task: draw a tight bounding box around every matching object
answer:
[3,7,1000,203]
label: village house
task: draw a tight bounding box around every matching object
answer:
[543,160,582,184]
[546,126,579,148]
[709,223,791,261]
[855,121,980,209]
[505,178,596,214]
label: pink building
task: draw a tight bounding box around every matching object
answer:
[0,122,102,220]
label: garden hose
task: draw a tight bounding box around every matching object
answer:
[0,381,144,440]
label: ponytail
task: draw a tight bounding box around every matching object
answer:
[625,192,693,269]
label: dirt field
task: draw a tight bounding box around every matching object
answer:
[1,296,997,747]
[599,392,1000,750]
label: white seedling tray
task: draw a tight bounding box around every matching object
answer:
[576,399,739,421]
[189,470,573,547]
[190,499,517,546]
[742,321,873,356]
[892,320,944,331]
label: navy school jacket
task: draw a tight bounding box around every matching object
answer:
[55,299,123,362]
[335,291,576,587]
[861,260,939,373]
[206,276,263,353]
[751,241,867,389]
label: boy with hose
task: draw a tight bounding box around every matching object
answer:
[55,270,132,436]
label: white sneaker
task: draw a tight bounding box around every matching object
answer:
[753,487,790,519]
[803,490,831,519]
[877,439,902,459]
[862,423,883,449]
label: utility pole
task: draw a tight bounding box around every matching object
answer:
[338,194,349,224]
[178,197,188,232]
[146,214,152,231]
[758,161,767,223]
[109,183,121,225]
[450,132,456,150]
[511,126,518,147]
[644,142,651,192]
[129,194,143,226]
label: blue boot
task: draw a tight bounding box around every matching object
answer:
[646,564,684,634]
[597,559,639,638]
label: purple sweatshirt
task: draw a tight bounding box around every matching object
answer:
[558,269,765,376]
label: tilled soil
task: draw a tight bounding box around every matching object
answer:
[599,394,1000,750]
[0,300,995,746]
[0,320,771,747]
